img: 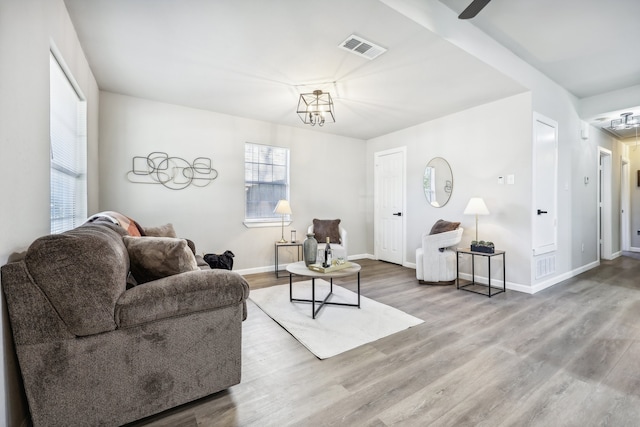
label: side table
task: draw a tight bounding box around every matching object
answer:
[456,248,506,297]
[275,242,303,278]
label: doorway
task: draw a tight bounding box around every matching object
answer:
[374,147,406,265]
[621,158,630,251]
[598,148,612,260]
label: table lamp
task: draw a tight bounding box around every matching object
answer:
[463,197,489,242]
[274,200,292,243]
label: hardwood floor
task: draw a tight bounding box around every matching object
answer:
[128,256,640,426]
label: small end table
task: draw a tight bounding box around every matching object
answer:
[456,248,506,297]
[274,242,303,278]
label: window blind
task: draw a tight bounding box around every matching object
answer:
[50,52,87,234]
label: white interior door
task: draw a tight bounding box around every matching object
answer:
[532,113,558,255]
[374,148,405,265]
[621,158,630,252]
[598,148,613,260]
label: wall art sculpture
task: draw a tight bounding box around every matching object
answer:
[127,152,218,190]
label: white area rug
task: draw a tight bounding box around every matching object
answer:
[249,280,424,359]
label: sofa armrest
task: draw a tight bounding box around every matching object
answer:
[115,269,249,328]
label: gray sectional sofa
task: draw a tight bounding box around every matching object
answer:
[1,221,249,426]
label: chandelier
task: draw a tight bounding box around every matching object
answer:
[609,112,640,130]
[297,90,335,126]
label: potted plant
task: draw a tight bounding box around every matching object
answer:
[471,240,495,254]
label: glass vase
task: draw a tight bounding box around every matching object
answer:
[303,233,318,266]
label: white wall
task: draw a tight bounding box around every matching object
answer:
[0,0,99,425]
[98,92,368,271]
[366,93,533,288]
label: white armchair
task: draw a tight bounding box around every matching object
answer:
[416,227,463,284]
[307,224,347,261]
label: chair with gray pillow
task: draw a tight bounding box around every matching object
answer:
[307,218,347,261]
[416,220,463,284]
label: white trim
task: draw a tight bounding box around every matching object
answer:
[597,147,613,260]
[621,158,631,251]
[611,251,622,259]
[629,246,640,253]
[530,260,600,294]
[243,220,291,228]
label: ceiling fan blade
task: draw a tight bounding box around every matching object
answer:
[458,0,492,19]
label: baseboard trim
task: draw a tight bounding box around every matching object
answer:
[629,246,640,253]
[530,260,600,294]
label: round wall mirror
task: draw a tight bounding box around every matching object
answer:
[423,157,453,207]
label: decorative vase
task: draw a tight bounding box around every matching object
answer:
[303,233,318,266]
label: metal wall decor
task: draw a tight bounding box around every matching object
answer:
[127,152,218,190]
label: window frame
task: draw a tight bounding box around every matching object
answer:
[243,142,290,228]
[49,49,87,234]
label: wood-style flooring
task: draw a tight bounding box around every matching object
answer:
[128,256,640,426]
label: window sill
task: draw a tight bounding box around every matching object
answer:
[243,220,292,229]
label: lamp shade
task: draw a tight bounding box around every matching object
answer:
[463,197,489,215]
[274,199,292,215]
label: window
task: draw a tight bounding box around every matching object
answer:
[50,51,87,234]
[244,142,289,225]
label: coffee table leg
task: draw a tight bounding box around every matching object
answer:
[312,278,316,319]
[357,271,361,308]
[289,272,293,302]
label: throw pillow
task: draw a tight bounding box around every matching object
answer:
[123,236,198,284]
[429,219,460,235]
[143,223,178,238]
[313,219,342,244]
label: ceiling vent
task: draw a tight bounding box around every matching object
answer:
[338,34,387,60]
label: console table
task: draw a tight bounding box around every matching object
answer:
[274,242,303,278]
[456,248,506,297]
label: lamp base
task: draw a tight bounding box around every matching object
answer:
[277,238,288,243]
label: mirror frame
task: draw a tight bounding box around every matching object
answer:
[423,157,453,208]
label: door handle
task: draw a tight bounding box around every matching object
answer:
[392,212,402,216]
[537,209,548,215]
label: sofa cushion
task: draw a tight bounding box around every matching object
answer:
[115,269,250,328]
[429,219,460,235]
[24,223,128,336]
[313,218,341,244]
[124,236,198,284]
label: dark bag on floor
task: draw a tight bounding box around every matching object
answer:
[204,250,235,270]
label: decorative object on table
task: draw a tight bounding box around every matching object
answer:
[297,90,335,126]
[470,240,495,254]
[291,230,297,243]
[303,233,318,266]
[323,237,333,268]
[463,197,490,242]
[423,157,453,208]
[274,199,292,243]
[203,250,235,270]
[308,261,352,273]
[127,152,218,190]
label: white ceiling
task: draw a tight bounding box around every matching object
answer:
[63,0,640,141]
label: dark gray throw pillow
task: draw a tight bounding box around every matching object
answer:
[313,218,342,244]
[429,219,460,235]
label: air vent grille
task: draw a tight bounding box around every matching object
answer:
[339,35,386,60]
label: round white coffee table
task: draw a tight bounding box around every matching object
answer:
[286,261,361,319]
